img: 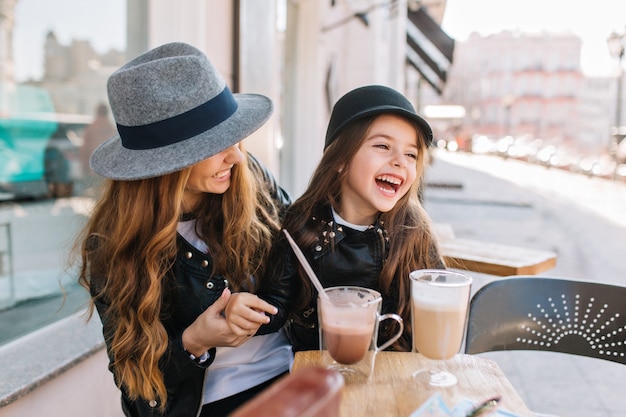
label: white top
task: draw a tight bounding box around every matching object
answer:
[332,207,370,231]
[177,220,293,403]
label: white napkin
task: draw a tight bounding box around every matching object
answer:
[409,393,522,417]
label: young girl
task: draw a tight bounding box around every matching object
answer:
[270,85,445,352]
[75,42,292,417]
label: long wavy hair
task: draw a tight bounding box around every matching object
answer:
[283,115,444,351]
[76,146,281,410]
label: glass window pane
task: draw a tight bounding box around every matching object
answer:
[0,0,126,346]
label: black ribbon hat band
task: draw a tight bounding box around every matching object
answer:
[117,86,238,150]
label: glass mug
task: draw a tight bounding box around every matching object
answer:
[318,286,404,382]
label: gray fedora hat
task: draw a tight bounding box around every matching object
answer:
[90,42,273,180]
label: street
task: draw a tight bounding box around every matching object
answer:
[424,150,626,417]
[0,197,91,309]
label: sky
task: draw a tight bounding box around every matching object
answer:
[11,0,626,81]
[441,0,626,77]
[13,0,126,82]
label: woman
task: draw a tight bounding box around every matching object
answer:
[269,85,445,353]
[75,42,292,417]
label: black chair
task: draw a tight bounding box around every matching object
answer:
[465,276,626,365]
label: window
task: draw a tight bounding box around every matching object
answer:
[0,0,126,346]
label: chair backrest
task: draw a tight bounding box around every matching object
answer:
[465,276,626,365]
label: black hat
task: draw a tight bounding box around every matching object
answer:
[324,85,433,149]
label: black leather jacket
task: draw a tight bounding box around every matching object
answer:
[91,155,291,417]
[273,203,444,353]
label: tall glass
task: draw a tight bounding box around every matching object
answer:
[410,269,472,387]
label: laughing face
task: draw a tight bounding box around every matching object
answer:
[337,114,419,225]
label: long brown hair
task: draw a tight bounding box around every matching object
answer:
[76,148,280,409]
[283,115,444,351]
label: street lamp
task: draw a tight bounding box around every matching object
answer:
[607,30,626,160]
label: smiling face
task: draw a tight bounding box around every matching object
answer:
[337,114,419,225]
[182,143,245,211]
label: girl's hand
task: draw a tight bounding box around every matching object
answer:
[182,288,275,354]
[224,292,278,336]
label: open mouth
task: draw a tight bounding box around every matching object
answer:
[214,168,231,179]
[375,174,403,194]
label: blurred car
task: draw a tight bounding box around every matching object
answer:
[0,113,90,200]
[590,155,618,180]
[505,136,543,162]
[547,149,579,172]
[574,154,598,176]
[44,116,89,197]
[496,135,514,158]
[532,144,556,167]
[470,135,498,155]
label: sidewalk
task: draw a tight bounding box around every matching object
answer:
[424,150,626,417]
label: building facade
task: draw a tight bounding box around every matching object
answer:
[28,32,125,116]
[443,30,619,157]
[444,31,584,145]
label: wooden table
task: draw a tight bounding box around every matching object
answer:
[433,223,557,276]
[293,351,533,417]
[440,237,557,276]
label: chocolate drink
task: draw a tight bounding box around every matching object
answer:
[324,323,374,365]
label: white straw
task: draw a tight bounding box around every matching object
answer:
[282,229,330,300]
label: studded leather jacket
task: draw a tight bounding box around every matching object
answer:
[272,203,446,353]
[272,204,391,352]
[91,155,291,417]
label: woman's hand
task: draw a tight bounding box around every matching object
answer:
[181,288,277,356]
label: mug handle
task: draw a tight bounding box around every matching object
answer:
[375,313,404,352]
